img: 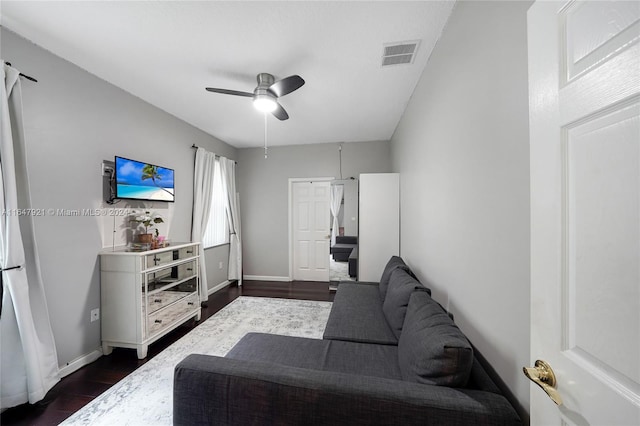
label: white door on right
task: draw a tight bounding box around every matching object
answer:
[528,1,639,425]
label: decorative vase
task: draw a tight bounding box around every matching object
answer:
[137,233,153,244]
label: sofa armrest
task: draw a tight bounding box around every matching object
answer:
[174,354,521,426]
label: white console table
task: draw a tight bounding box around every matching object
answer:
[100,242,201,359]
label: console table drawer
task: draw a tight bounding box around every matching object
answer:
[146,278,197,315]
[146,261,197,293]
[146,251,174,268]
[179,246,197,259]
[147,293,199,338]
[147,290,190,315]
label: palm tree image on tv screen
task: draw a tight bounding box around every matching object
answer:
[115,156,175,202]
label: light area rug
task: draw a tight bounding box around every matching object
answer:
[61,296,332,426]
[329,255,355,282]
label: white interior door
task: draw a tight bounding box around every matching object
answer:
[292,181,330,281]
[528,1,639,424]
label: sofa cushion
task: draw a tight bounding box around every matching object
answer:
[382,268,426,339]
[379,256,420,300]
[398,291,473,387]
[336,235,357,245]
[323,283,398,345]
[228,332,402,381]
[228,332,329,369]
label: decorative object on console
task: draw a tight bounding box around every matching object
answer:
[129,242,151,252]
[156,235,169,248]
[130,210,164,245]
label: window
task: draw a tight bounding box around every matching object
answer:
[202,159,229,248]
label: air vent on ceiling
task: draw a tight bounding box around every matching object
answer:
[381,40,420,67]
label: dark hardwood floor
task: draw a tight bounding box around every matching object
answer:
[1,280,334,426]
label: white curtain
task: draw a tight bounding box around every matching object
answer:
[219,157,242,285]
[191,147,216,303]
[1,62,60,408]
[330,184,344,246]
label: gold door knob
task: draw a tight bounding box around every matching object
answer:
[523,360,563,406]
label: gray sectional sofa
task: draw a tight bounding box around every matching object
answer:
[330,235,357,261]
[173,257,522,425]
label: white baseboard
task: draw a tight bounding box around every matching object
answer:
[208,280,232,295]
[58,348,103,378]
[243,275,291,282]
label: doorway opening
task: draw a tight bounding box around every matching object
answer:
[328,178,359,290]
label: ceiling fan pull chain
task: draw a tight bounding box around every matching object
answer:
[264,113,268,159]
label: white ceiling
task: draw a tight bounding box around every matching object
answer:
[1,1,454,148]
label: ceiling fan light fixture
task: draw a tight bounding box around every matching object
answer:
[253,94,277,113]
[206,72,303,121]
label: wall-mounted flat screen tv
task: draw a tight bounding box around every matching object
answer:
[115,156,175,202]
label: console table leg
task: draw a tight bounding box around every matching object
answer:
[137,345,148,359]
[102,343,113,356]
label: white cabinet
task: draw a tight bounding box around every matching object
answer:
[100,242,201,359]
[358,173,400,282]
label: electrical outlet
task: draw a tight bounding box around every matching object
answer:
[91,308,100,322]
[218,261,223,269]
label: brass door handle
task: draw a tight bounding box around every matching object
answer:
[523,360,563,406]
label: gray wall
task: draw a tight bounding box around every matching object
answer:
[390,1,531,421]
[1,28,236,368]
[237,140,390,278]
[203,244,230,290]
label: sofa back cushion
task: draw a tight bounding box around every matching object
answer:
[379,256,420,300]
[382,268,426,339]
[335,235,357,245]
[398,291,473,387]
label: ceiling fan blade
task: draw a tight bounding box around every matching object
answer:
[205,88,253,97]
[268,75,305,98]
[271,102,289,121]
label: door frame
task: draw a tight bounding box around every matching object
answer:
[288,177,335,281]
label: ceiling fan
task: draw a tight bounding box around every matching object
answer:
[206,73,305,121]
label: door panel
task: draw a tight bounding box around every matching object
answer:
[297,202,309,231]
[528,1,640,424]
[563,0,639,82]
[297,241,309,269]
[314,240,327,270]
[566,103,639,387]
